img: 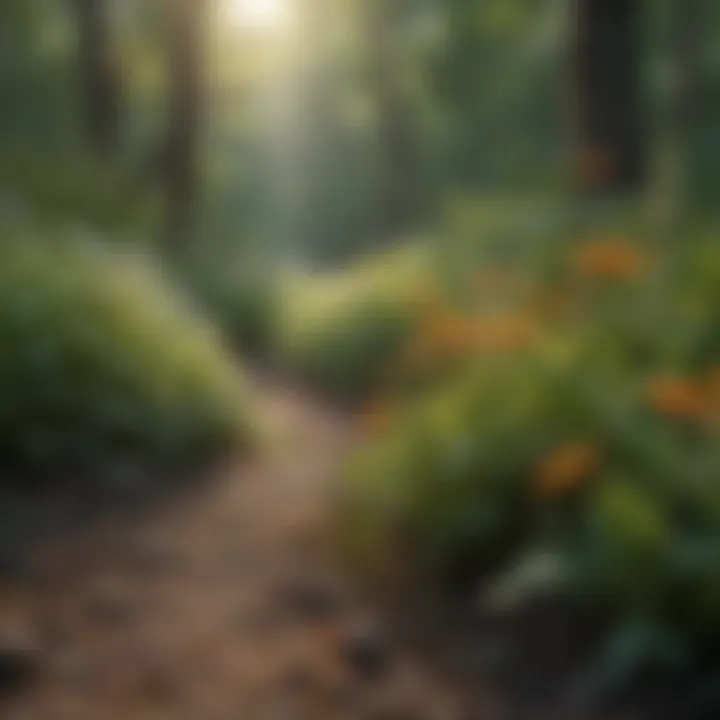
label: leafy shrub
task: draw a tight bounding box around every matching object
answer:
[340,225,720,674]
[0,233,249,482]
[341,349,601,585]
[182,254,279,356]
[274,245,432,401]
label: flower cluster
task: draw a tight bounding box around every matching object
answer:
[572,238,648,281]
[648,368,720,424]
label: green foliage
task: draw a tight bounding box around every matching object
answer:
[0,233,249,482]
[181,254,280,356]
[274,245,431,400]
[339,217,720,675]
[0,155,155,235]
[342,351,586,579]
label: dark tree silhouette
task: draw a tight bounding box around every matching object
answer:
[573,0,645,194]
[74,0,122,157]
[367,0,414,238]
[164,0,206,251]
[673,0,708,206]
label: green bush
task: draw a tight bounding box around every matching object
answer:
[0,233,249,482]
[274,245,431,400]
[182,255,279,356]
[339,225,720,669]
[341,350,592,580]
[343,341,720,636]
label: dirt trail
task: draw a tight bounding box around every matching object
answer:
[0,379,463,720]
[0,379,673,720]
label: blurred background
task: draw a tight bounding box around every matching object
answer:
[1,0,720,718]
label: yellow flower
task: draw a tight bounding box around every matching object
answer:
[534,442,600,498]
[573,238,648,281]
[647,375,707,422]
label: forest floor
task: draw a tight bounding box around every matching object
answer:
[0,377,674,720]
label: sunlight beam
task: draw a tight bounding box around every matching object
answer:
[225,0,292,32]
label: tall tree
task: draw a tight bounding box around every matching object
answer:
[572,0,645,195]
[164,0,206,251]
[74,0,122,157]
[672,0,709,208]
[367,0,414,239]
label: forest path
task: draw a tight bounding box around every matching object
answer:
[0,377,464,720]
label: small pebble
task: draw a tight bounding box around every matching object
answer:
[341,619,392,682]
[0,640,41,695]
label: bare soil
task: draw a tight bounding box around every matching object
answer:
[0,379,691,720]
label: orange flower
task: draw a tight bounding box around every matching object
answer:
[471,313,539,353]
[360,400,394,435]
[399,311,539,376]
[434,312,478,352]
[647,375,707,421]
[573,238,648,281]
[396,305,542,380]
[407,312,472,357]
[534,442,600,498]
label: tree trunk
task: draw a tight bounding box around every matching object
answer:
[368,0,413,239]
[164,0,205,252]
[673,0,706,208]
[572,0,645,195]
[74,0,122,157]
